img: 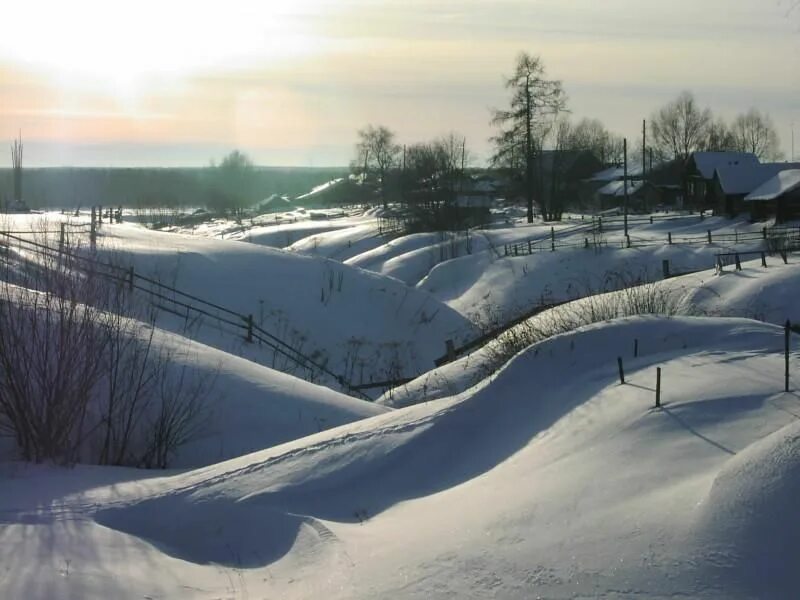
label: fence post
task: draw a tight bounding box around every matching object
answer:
[504,244,508,256]
[90,207,97,250]
[551,227,555,252]
[128,266,134,291]
[445,339,456,362]
[649,215,653,224]
[786,320,791,393]
[656,367,662,407]
[617,356,625,384]
[528,240,533,254]
[598,216,603,232]
[707,230,712,244]
[634,338,639,358]
[584,237,589,249]
[626,234,631,248]
[762,252,767,268]
[246,314,254,343]
[668,232,672,245]
[763,226,767,240]
[662,259,670,279]
[735,253,742,271]
[59,222,66,255]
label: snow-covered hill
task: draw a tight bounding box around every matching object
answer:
[2,316,798,598]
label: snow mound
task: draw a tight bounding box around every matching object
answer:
[695,420,800,594]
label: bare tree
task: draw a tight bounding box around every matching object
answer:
[561,118,624,164]
[491,52,567,223]
[650,91,712,161]
[704,117,738,152]
[732,108,784,160]
[355,125,401,208]
[11,131,23,207]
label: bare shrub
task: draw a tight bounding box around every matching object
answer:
[0,220,213,467]
[481,272,682,377]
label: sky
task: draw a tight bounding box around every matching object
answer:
[1,0,799,167]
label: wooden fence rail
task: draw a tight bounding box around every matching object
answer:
[0,229,373,400]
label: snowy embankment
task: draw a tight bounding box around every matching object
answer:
[383,256,800,408]
[0,281,386,468]
[2,316,799,598]
[92,224,477,386]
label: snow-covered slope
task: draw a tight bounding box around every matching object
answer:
[91,224,477,386]
[3,316,799,599]
[384,256,800,408]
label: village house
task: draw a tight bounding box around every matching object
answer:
[744,169,800,223]
[685,151,759,209]
[711,162,800,217]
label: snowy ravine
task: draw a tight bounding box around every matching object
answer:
[2,316,799,599]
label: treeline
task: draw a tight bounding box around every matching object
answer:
[357,52,785,223]
[0,162,347,211]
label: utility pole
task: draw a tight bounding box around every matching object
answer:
[623,138,629,238]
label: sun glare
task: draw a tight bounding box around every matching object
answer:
[3,0,330,101]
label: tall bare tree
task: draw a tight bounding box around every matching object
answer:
[355,125,401,208]
[732,108,783,160]
[11,131,23,205]
[704,117,738,152]
[491,52,566,222]
[650,91,712,161]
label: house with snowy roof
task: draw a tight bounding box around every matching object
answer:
[711,162,800,217]
[685,151,759,209]
[744,169,800,223]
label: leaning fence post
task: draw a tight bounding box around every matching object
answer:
[786,320,791,393]
[761,252,767,268]
[617,357,625,384]
[246,314,254,343]
[656,367,662,407]
[735,253,742,271]
[445,339,456,362]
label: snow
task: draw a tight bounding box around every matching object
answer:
[89,224,478,387]
[2,316,799,598]
[715,162,800,195]
[745,169,800,202]
[596,178,645,197]
[4,205,800,598]
[691,151,759,179]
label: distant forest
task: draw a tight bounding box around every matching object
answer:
[0,166,347,210]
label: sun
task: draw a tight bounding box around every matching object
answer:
[3,0,331,102]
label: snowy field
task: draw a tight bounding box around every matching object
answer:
[2,208,799,598]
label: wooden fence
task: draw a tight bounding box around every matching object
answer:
[0,228,372,400]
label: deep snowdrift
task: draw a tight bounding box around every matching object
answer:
[92,224,478,387]
[3,316,799,599]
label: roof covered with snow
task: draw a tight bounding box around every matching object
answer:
[588,164,644,182]
[745,169,800,202]
[715,162,800,196]
[596,179,645,197]
[689,152,759,180]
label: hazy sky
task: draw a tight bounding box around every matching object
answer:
[2,0,799,167]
